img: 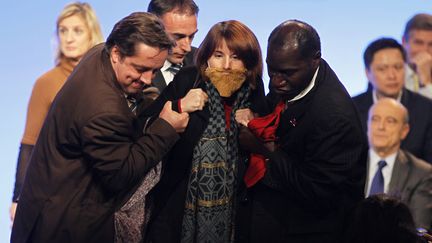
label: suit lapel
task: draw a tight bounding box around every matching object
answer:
[183,47,196,67]
[400,88,410,108]
[152,70,167,92]
[389,151,412,195]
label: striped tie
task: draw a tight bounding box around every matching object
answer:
[167,63,182,75]
[126,95,137,115]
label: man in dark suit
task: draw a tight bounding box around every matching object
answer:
[366,98,432,230]
[235,20,367,243]
[353,38,432,163]
[11,12,189,243]
[147,0,199,94]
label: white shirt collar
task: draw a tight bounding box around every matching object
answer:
[162,60,174,71]
[366,149,397,196]
[288,66,320,103]
[406,64,416,78]
[161,60,176,85]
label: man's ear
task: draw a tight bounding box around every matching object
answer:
[400,123,410,141]
[312,51,321,66]
[402,36,408,46]
[314,50,321,60]
[365,68,373,82]
[110,46,121,63]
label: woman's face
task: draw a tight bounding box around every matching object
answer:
[207,39,245,71]
[58,15,92,60]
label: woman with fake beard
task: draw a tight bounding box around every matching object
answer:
[141,20,266,243]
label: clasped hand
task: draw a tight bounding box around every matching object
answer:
[411,51,432,86]
[238,125,274,158]
[235,108,255,127]
[180,88,209,113]
[159,101,189,133]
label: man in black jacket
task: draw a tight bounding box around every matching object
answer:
[236,20,367,243]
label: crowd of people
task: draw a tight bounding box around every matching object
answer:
[9,0,432,242]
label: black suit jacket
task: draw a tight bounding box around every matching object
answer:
[11,44,179,243]
[141,66,267,243]
[236,59,368,243]
[386,150,432,229]
[152,47,197,93]
[353,89,432,163]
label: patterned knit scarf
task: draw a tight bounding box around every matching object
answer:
[181,81,250,243]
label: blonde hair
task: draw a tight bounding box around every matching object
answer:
[55,2,103,63]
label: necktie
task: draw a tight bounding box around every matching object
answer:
[126,95,137,115]
[167,63,182,75]
[244,101,285,188]
[369,160,387,196]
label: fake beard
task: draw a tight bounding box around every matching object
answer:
[205,67,247,97]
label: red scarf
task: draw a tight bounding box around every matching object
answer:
[244,102,285,187]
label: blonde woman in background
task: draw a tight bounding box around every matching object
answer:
[10,2,103,222]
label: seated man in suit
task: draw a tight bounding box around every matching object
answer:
[366,97,432,230]
[147,0,199,94]
[353,37,432,163]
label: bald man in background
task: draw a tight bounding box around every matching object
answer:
[366,98,432,230]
